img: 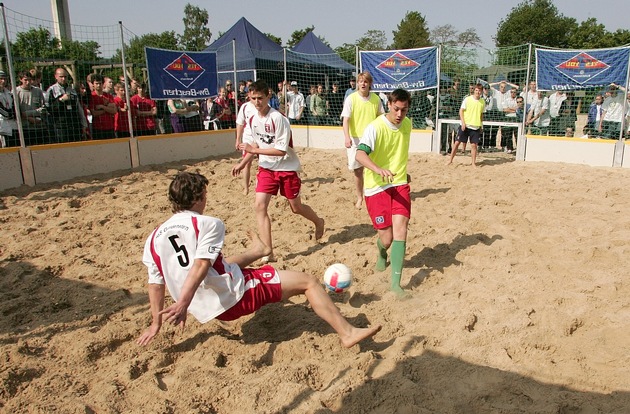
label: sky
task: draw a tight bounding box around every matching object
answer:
[6,0,629,51]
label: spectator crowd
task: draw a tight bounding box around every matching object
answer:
[0,67,628,149]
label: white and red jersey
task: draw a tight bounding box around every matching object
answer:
[143,211,245,323]
[236,101,257,144]
[247,107,301,171]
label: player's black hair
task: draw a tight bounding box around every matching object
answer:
[168,172,209,212]
[91,73,104,83]
[249,80,270,96]
[388,88,411,104]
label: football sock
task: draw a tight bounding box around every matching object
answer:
[390,240,406,292]
[376,239,388,271]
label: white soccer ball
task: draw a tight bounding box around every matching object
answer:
[323,263,353,293]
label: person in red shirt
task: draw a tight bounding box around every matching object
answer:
[89,74,116,140]
[214,87,232,130]
[113,83,130,138]
[130,82,157,136]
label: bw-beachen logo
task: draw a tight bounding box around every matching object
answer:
[375,52,420,82]
[164,53,205,88]
[555,52,610,84]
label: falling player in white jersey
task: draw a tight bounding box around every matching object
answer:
[137,171,380,348]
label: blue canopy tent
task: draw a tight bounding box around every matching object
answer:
[291,31,355,87]
[205,21,356,92]
[292,31,354,72]
[203,17,284,89]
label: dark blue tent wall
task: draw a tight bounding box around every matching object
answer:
[292,31,355,72]
[204,19,355,90]
[204,17,284,88]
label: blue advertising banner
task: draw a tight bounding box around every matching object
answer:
[536,47,630,91]
[360,47,438,92]
[145,47,217,100]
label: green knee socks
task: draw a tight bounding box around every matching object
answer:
[390,240,406,292]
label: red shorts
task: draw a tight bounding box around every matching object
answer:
[216,265,282,321]
[255,167,301,199]
[365,184,411,230]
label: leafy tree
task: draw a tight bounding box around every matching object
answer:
[58,39,100,62]
[10,27,101,78]
[286,26,314,48]
[431,25,481,48]
[178,3,212,51]
[113,31,179,64]
[357,30,387,50]
[611,29,630,47]
[568,18,610,48]
[568,19,630,48]
[457,29,482,48]
[12,28,59,60]
[391,11,431,49]
[430,25,458,46]
[495,0,577,47]
[334,29,387,66]
[265,33,282,46]
[335,43,356,66]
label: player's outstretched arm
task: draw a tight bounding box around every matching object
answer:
[158,258,212,330]
[137,283,166,346]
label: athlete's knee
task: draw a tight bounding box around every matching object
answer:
[253,200,268,214]
[279,270,316,295]
[379,232,394,248]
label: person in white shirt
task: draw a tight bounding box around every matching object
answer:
[548,91,567,136]
[490,80,518,113]
[285,81,305,124]
[0,70,19,147]
[234,98,257,195]
[599,83,626,139]
[501,88,519,152]
[481,84,498,148]
[521,81,539,109]
[232,80,325,263]
[527,91,550,135]
[137,171,381,348]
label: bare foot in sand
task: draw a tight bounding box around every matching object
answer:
[247,230,271,258]
[340,325,382,348]
[228,231,272,268]
[315,218,325,240]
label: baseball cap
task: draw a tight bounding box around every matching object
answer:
[0,71,6,78]
[290,81,298,86]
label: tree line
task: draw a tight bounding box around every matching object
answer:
[6,0,630,79]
